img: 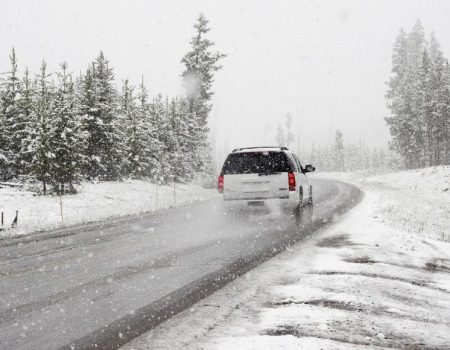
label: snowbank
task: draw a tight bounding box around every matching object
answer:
[313,166,450,241]
[0,180,216,237]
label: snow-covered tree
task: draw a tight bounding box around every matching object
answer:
[121,78,161,178]
[386,20,450,168]
[334,129,345,171]
[0,69,9,179]
[0,48,21,178]
[120,79,137,176]
[275,125,285,147]
[168,96,199,181]
[284,113,295,149]
[135,78,161,179]
[0,30,227,191]
[149,95,172,183]
[26,61,54,194]
[181,13,226,175]
[16,68,35,176]
[427,33,448,165]
[275,114,295,148]
[49,63,87,193]
[80,52,124,180]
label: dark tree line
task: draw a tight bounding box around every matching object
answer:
[386,20,450,168]
[0,14,225,194]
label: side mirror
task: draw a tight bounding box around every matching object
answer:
[303,164,315,173]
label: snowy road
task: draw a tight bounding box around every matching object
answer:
[0,179,361,350]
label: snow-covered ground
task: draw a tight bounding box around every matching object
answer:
[0,181,216,237]
[315,166,450,242]
[123,167,450,349]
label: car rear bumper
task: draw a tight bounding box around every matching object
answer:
[222,193,298,211]
[223,195,289,201]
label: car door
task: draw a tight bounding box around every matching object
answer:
[293,153,310,196]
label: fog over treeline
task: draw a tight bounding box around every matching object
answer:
[6,0,450,158]
[272,19,450,171]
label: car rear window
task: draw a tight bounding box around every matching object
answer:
[221,151,293,175]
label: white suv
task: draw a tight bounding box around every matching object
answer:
[218,147,315,214]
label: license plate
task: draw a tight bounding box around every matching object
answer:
[248,201,264,206]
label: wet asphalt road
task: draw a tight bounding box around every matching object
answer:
[0,179,361,350]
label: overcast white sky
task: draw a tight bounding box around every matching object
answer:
[1,0,450,162]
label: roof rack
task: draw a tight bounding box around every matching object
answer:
[232,146,289,153]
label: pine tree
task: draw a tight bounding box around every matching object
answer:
[121,79,137,176]
[387,21,450,168]
[418,48,431,166]
[0,68,8,178]
[0,48,21,178]
[16,68,35,176]
[284,113,295,149]
[387,21,429,168]
[386,28,418,168]
[49,63,87,194]
[136,78,161,179]
[428,33,448,165]
[334,129,345,171]
[307,143,317,168]
[386,28,412,167]
[276,124,285,146]
[345,143,358,171]
[408,20,428,167]
[167,97,184,181]
[181,13,226,175]
[27,61,54,194]
[149,94,171,183]
[80,52,124,180]
[442,62,450,164]
[171,96,199,181]
[78,65,96,177]
[121,78,158,178]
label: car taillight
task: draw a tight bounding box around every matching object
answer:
[218,175,224,193]
[288,172,296,191]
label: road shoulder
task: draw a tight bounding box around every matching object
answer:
[0,180,216,239]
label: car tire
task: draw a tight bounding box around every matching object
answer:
[294,187,303,218]
[307,185,313,206]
